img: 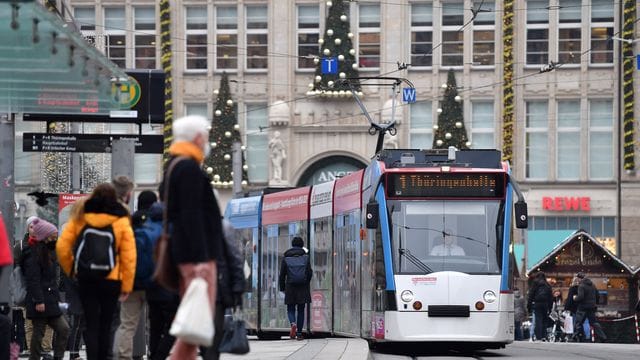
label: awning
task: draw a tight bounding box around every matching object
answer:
[0,0,134,115]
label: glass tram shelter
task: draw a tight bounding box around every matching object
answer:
[0,0,135,304]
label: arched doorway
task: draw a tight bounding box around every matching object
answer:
[296,155,367,186]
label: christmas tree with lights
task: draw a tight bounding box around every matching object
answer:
[204,73,248,188]
[307,0,362,97]
[433,70,470,150]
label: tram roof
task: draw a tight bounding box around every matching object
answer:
[373,149,504,170]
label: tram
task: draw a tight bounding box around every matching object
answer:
[225,148,528,349]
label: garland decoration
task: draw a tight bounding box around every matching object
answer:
[501,0,514,163]
[160,0,173,165]
[622,0,636,172]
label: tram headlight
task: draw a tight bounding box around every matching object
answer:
[400,290,414,303]
[483,290,497,303]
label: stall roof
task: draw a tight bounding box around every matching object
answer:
[526,230,633,277]
[0,0,133,115]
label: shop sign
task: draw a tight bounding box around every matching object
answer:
[542,196,590,212]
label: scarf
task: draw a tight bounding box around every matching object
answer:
[168,141,204,164]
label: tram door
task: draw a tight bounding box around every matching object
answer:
[333,210,361,336]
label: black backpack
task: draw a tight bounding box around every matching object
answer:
[284,254,308,285]
[74,224,116,279]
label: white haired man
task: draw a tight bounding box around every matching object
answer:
[159,115,224,359]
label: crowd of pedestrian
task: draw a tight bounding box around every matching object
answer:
[515,271,609,343]
[2,115,248,360]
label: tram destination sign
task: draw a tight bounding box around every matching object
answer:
[23,133,163,154]
[386,172,505,198]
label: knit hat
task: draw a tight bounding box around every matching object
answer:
[26,216,38,227]
[31,219,57,242]
[576,272,585,279]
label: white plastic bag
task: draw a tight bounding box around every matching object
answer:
[563,312,574,334]
[169,277,214,346]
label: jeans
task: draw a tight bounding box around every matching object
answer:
[67,313,85,359]
[29,315,70,360]
[575,309,606,341]
[514,320,523,340]
[533,305,548,341]
[287,304,305,336]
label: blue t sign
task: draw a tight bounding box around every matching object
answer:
[321,57,338,74]
[402,88,417,103]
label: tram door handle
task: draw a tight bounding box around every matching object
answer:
[515,201,528,229]
[366,201,379,229]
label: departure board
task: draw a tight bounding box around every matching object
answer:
[386,172,505,198]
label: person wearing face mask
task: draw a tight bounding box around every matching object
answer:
[22,219,69,360]
[158,115,224,360]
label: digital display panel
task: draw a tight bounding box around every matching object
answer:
[386,172,505,198]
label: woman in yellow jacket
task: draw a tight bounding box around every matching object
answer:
[56,183,136,360]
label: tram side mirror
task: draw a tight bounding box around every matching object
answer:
[366,201,379,229]
[515,201,528,229]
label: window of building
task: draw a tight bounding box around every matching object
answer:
[185,103,208,118]
[526,0,549,65]
[590,0,614,64]
[185,6,207,70]
[297,5,319,69]
[557,100,581,180]
[134,7,156,69]
[246,5,268,70]
[471,101,494,148]
[74,7,99,48]
[104,7,126,68]
[246,104,268,183]
[558,0,581,64]
[530,216,616,239]
[358,4,380,70]
[525,101,548,179]
[216,6,238,70]
[74,7,95,31]
[441,1,464,66]
[472,1,495,66]
[410,102,433,149]
[410,3,433,67]
[589,100,613,180]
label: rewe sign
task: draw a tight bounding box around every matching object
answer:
[542,196,590,212]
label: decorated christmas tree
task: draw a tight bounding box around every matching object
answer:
[204,73,248,188]
[433,70,470,150]
[307,0,362,97]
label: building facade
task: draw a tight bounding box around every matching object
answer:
[12,1,640,266]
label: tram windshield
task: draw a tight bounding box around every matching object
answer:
[391,200,502,275]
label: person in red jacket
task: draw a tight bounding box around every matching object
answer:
[0,212,15,360]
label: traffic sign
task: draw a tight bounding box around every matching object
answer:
[321,57,338,74]
[23,133,163,154]
[402,87,417,103]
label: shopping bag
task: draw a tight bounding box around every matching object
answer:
[219,309,250,354]
[563,312,574,334]
[169,277,214,346]
[9,265,27,306]
[152,233,180,292]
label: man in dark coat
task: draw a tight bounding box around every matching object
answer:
[279,237,312,340]
[159,115,224,359]
[573,272,607,342]
[526,271,553,341]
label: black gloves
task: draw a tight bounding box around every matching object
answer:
[233,292,243,307]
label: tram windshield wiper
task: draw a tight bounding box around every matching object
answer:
[398,248,433,274]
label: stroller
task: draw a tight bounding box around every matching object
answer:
[546,310,572,342]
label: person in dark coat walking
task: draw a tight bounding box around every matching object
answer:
[279,237,312,340]
[23,219,70,360]
[573,272,607,342]
[526,271,552,342]
[513,288,527,340]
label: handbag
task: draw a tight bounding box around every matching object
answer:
[169,277,214,346]
[219,308,250,354]
[152,157,186,292]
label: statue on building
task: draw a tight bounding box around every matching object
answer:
[269,131,287,181]
[384,133,399,149]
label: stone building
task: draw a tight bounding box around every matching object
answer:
[10,1,640,268]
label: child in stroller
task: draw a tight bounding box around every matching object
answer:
[546,289,571,342]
